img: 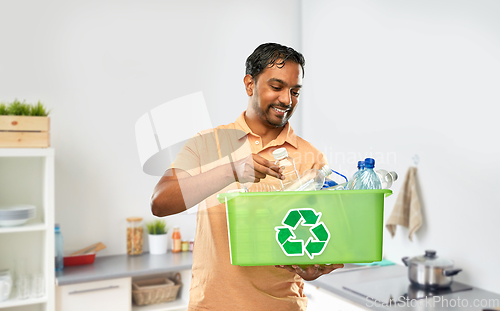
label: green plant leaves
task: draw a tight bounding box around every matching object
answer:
[145,219,168,235]
[0,99,50,116]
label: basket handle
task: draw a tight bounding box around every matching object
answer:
[173,273,181,284]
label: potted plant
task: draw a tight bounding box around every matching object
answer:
[0,100,51,148]
[145,219,168,255]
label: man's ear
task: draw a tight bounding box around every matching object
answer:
[243,74,255,96]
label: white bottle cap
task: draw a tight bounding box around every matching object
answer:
[272,148,288,160]
[389,171,398,181]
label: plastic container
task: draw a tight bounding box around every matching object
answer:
[126,217,143,255]
[272,148,301,190]
[375,169,398,189]
[63,253,96,266]
[345,160,365,190]
[218,189,392,266]
[352,158,382,190]
[55,224,64,271]
[285,165,332,192]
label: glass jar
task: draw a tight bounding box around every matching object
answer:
[181,241,189,252]
[126,217,143,255]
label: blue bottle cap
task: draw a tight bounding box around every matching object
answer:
[364,158,375,169]
[357,161,365,169]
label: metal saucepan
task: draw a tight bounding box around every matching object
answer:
[402,250,462,289]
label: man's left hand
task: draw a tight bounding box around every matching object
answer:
[275,264,344,281]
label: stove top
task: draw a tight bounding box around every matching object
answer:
[343,276,473,305]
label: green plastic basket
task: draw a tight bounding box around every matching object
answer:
[217,189,392,266]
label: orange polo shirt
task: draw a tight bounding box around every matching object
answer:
[170,112,327,311]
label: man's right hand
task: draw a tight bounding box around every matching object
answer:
[232,154,284,184]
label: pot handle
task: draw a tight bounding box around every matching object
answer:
[443,268,462,276]
[402,256,410,267]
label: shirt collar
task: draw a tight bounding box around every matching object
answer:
[234,112,298,149]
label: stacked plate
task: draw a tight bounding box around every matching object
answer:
[0,204,36,227]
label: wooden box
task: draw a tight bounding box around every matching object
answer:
[0,116,50,148]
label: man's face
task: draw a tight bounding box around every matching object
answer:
[249,61,303,128]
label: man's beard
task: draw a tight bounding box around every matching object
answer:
[252,99,289,128]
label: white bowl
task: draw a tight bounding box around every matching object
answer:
[0,218,31,227]
[0,205,36,227]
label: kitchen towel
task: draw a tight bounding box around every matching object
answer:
[386,166,422,241]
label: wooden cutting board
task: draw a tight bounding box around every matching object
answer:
[69,242,106,256]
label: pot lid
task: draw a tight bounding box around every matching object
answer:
[409,250,454,267]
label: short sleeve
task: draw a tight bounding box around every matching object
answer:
[167,135,202,177]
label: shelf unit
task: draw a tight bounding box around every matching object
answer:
[0,148,55,311]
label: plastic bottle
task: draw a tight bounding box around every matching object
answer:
[375,169,398,189]
[325,182,348,190]
[285,165,332,191]
[172,227,182,253]
[272,148,301,191]
[352,158,382,190]
[322,165,338,189]
[345,160,365,190]
[55,224,64,271]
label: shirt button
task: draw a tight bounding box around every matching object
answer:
[255,141,260,145]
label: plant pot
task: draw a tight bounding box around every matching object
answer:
[0,116,50,148]
[148,234,168,255]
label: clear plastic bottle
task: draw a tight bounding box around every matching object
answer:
[345,160,365,190]
[375,169,398,189]
[285,165,332,191]
[272,148,301,191]
[55,224,64,271]
[321,165,338,189]
[352,158,382,190]
[325,182,348,190]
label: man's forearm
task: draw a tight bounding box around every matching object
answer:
[151,164,236,216]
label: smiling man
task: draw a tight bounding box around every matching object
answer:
[151,43,344,311]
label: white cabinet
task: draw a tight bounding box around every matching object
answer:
[0,148,55,311]
[55,269,191,311]
[55,277,131,311]
[304,282,369,311]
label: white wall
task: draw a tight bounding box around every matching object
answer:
[302,0,500,293]
[0,0,301,255]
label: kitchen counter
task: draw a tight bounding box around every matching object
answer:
[310,264,500,310]
[55,251,193,286]
[55,253,499,310]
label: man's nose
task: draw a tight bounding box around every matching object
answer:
[279,89,292,106]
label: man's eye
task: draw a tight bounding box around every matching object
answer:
[292,91,300,97]
[271,86,281,91]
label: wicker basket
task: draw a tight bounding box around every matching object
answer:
[132,273,182,306]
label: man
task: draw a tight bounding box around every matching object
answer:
[151,43,344,311]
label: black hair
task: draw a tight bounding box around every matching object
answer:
[245,43,305,81]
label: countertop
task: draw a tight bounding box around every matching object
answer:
[310,264,500,310]
[55,251,193,286]
[55,253,500,310]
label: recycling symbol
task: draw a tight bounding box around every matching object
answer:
[275,208,330,259]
